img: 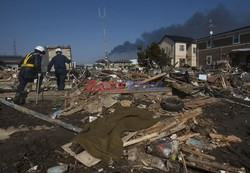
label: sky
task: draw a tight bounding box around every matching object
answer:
[0,0,250,64]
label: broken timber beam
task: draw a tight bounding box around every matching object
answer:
[141,62,178,84]
[0,98,82,133]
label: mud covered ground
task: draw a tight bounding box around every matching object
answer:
[0,98,249,173]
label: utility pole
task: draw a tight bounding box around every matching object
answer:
[209,19,214,37]
[98,6,109,68]
[13,39,17,55]
[209,19,215,66]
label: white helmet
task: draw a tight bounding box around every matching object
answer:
[35,46,45,53]
[55,48,62,53]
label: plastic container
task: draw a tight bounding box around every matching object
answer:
[47,164,68,173]
[147,138,179,158]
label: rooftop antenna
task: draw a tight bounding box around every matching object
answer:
[13,39,17,55]
[98,6,109,68]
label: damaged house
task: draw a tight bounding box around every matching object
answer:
[159,35,197,67]
[197,26,250,68]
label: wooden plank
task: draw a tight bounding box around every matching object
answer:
[141,72,167,83]
[144,108,202,134]
[181,147,216,161]
[62,142,100,167]
[0,98,82,133]
[149,124,186,142]
[176,133,200,142]
[141,62,178,84]
[180,151,188,173]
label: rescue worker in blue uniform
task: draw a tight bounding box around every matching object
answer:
[13,46,45,104]
[47,48,71,90]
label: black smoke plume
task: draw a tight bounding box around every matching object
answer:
[109,4,250,60]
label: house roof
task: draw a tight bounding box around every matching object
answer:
[0,55,23,64]
[197,26,250,41]
[114,59,132,63]
[95,59,112,63]
[46,45,71,49]
[159,35,194,44]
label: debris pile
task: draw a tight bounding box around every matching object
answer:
[0,67,19,92]
[1,65,250,172]
[56,66,250,172]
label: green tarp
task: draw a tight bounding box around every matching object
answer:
[73,106,158,162]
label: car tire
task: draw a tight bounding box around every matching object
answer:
[160,97,184,112]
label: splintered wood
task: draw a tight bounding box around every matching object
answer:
[123,108,202,147]
[143,108,202,134]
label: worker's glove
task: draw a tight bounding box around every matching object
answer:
[46,72,52,77]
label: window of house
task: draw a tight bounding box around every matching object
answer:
[193,47,196,54]
[207,40,212,48]
[206,56,212,65]
[233,34,240,44]
[179,45,184,51]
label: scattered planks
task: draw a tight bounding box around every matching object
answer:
[144,108,202,134]
[124,108,202,147]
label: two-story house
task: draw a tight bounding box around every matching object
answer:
[197,26,250,67]
[159,35,196,67]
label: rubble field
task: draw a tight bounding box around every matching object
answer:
[0,97,249,173]
[1,66,250,172]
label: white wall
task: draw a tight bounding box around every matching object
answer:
[187,43,197,67]
[175,43,187,67]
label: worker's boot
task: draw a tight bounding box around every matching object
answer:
[13,93,22,104]
[20,91,28,105]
